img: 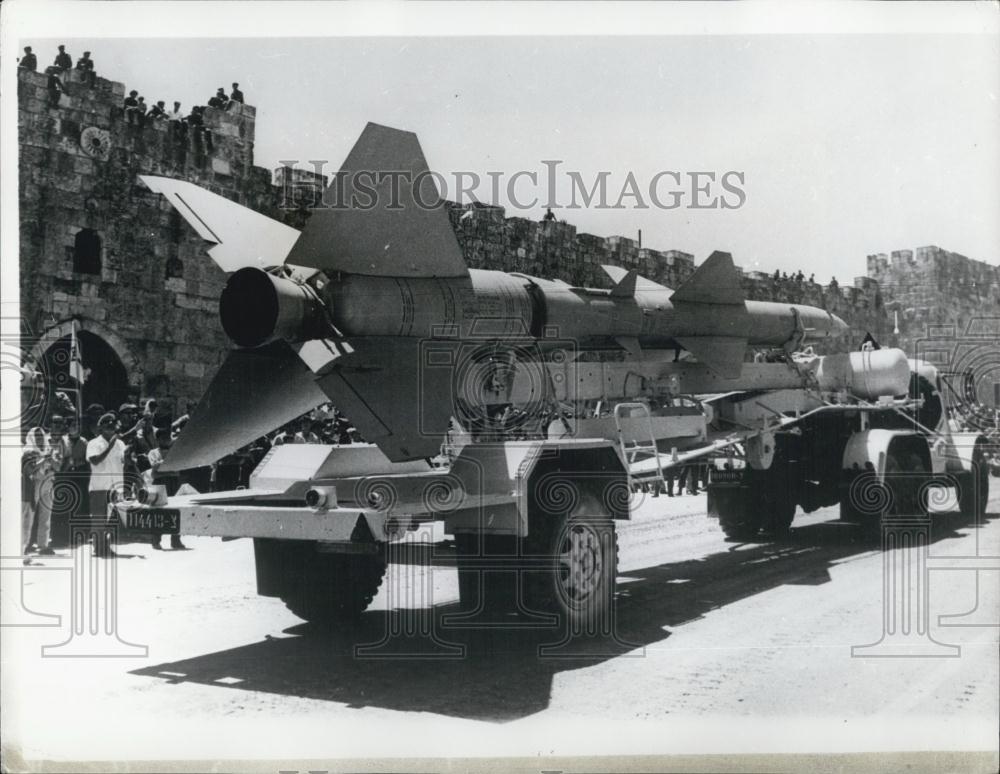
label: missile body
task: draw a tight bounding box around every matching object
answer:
[145,121,853,468]
[223,262,848,361]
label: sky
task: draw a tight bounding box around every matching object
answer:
[35,34,1000,282]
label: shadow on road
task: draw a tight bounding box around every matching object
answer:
[130,508,996,722]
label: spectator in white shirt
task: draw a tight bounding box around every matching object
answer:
[86,413,126,558]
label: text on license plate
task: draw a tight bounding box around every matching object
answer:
[125,508,180,533]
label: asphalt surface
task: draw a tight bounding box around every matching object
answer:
[3,489,998,766]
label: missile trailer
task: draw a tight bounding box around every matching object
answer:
[115,123,992,630]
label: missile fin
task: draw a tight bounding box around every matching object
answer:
[140,176,302,273]
[673,336,747,379]
[615,336,643,358]
[160,341,327,472]
[609,270,638,298]
[284,123,470,279]
[313,338,453,462]
[671,251,743,305]
[602,265,671,292]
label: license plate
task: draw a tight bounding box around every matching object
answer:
[123,508,180,533]
[710,469,743,484]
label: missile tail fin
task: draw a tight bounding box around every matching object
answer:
[284,123,469,279]
[671,251,743,305]
[160,342,328,472]
[609,269,638,297]
[602,264,671,293]
[140,176,301,273]
[673,336,747,379]
[615,336,642,358]
[312,338,453,462]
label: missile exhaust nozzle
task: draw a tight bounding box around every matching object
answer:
[220,266,327,348]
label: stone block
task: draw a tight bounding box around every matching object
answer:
[211,157,231,176]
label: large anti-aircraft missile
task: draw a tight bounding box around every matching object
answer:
[142,123,848,470]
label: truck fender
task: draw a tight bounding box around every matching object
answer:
[947,432,991,474]
[841,429,930,480]
[840,429,930,521]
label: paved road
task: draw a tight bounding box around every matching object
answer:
[4,490,998,766]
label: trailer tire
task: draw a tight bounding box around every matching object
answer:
[281,547,387,624]
[523,493,618,631]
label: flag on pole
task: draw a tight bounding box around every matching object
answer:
[69,320,87,384]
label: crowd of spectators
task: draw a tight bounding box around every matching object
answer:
[18,43,98,105]
[122,82,245,150]
[20,397,363,563]
[18,43,245,150]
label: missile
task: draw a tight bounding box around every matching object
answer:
[142,122,849,470]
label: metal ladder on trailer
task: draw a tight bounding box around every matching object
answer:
[614,402,666,494]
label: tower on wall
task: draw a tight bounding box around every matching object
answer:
[18,64,276,421]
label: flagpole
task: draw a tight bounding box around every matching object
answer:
[72,319,83,421]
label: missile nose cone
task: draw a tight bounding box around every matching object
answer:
[831,312,850,336]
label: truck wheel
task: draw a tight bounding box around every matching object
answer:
[958,454,990,520]
[523,493,618,630]
[718,480,791,541]
[765,493,797,538]
[719,509,763,541]
[281,547,387,624]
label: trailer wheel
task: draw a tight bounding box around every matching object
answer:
[523,493,618,630]
[281,547,387,624]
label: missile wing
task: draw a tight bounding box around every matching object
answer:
[160,341,327,472]
[139,175,301,272]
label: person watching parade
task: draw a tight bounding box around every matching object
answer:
[19,46,37,71]
[86,413,127,558]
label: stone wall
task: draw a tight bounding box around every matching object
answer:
[867,246,1000,348]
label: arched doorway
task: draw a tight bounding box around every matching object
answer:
[39,331,128,419]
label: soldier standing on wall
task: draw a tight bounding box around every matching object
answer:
[19,46,37,71]
[229,82,244,105]
[45,70,65,106]
[53,45,72,71]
